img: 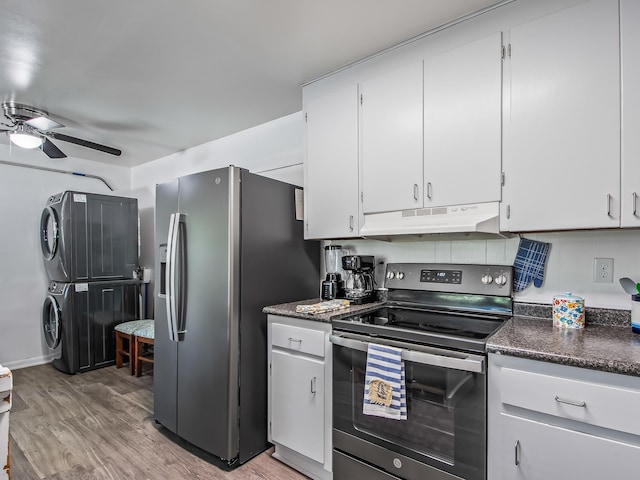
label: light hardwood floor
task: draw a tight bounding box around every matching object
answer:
[9,364,307,480]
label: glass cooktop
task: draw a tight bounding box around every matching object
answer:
[332,305,507,353]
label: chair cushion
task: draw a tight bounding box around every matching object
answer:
[134,320,155,340]
[115,319,153,335]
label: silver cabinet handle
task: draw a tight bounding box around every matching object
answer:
[413,184,419,201]
[349,215,354,232]
[311,376,317,394]
[555,395,586,407]
[426,182,433,200]
[288,337,302,343]
[514,440,520,466]
[633,192,638,216]
[607,193,612,216]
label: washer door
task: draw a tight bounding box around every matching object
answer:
[40,206,59,261]
[42,295,62,349]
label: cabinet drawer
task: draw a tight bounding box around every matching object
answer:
[501,413,640,479]
[501,367,640,437]
[271,323,325,358]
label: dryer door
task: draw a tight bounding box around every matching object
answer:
[42,295,62,349]
[40,206,59,261]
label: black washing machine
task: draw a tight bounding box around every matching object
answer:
[42,279,140,374]
[40,191,139,283]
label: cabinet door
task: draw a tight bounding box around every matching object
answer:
[271,350,325,463]
[424,33,502,207]
[621,0,640,227]
[305,84,360,238]
[502,0,620,231]
[500,413,640,480]
[361,61,423,214]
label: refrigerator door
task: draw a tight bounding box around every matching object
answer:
[154,179,179,433]
[175,168,237,460]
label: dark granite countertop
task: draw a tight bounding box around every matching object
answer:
[263,298,385,323]
[488,315,640,376]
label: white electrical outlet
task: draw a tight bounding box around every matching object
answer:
[593,258,614,283]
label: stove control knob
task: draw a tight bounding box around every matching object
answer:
[396,272,405,280]
[386,271,395,280]
[481,274,493,285]
[495,274,508,286]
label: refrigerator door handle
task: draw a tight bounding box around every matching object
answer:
[166,213,184,342]
[175,214,187,337]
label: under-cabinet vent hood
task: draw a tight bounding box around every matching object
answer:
[360,202,507,240]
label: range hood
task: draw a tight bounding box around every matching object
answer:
[360,201,508,240]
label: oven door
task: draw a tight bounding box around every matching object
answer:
[331,331,486,480]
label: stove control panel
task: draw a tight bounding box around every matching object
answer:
[420,269,462,284]
[384,263,513,296]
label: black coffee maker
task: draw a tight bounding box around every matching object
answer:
[342,255,375,304]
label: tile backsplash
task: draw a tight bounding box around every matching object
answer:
[331,229,640,310]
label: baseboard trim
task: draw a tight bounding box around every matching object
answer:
[2,353,58,370]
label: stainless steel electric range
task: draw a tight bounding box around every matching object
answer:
[330,263,513,480]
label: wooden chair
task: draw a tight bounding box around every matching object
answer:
[114,320,154,375]
[134,322,155,377]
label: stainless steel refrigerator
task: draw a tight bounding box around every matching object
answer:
[154,166,320,466]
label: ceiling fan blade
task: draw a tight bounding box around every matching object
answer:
[49,132,121,156]
[42,138,67,159]
[25,116,64,131]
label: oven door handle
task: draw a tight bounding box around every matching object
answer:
[329,334,485,373]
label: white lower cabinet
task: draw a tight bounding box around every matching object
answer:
[488,354,640,480]
[500,413,640,479]
[268,315,332,480]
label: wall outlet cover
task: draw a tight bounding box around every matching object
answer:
[593,257,614,284]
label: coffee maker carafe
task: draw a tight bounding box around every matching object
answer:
[321,245,347,300]
[342,255,375,304]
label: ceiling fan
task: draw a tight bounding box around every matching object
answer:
[0,102,121,159]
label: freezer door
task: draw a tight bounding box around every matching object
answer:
[175,168,236,460]
[154,179,179,433]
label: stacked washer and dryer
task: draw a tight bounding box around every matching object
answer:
[40,191,141,374]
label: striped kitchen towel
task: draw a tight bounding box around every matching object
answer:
[363,343,407,420]
[513,238,551,292]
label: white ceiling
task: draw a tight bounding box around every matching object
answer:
[0,0,502,167]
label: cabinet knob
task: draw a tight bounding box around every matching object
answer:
[633,192,638,216]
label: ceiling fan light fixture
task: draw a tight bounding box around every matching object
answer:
[8,124,44,149]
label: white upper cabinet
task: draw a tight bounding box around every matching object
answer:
[360,61,424,214]
[424,32,503,208]
[621,0,640,227]
[502,0,620,231]
[304,84,360,239]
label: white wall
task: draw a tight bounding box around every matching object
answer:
[0,145,131,369]
[340,229,640,311]
[4,108,638,370]
[128,111,306,318]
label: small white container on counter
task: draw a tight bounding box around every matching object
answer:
[632,295,640,334]
[552,292,585,329]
